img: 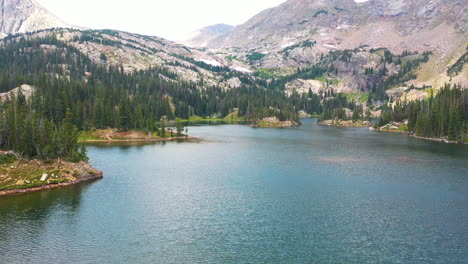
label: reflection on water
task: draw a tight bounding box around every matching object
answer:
[0,184,90,263]
[0,119,467,264]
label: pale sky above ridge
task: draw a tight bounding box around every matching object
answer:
[35,0,287,41]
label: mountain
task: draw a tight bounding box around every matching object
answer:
[0,31,302,133]
[199,0,467,95]
[2,28,255,89]
[0,0,261,89]
[204,0,467,53]
[184,24,234,48]
[0,0,465,144]
[0,0,69,36]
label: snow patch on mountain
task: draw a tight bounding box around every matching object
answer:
[282,42,296,48]
[197,59,222,67]
[231,66,252,73]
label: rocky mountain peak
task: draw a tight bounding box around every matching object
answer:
[0,0,69,35]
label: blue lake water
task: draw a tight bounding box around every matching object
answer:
[1,119,467,263]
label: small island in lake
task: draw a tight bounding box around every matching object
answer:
[319,119,372,128]
[251,117,301,128]
[371,121,408,133]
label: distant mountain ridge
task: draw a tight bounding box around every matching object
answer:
[0,0,466,142]
[1,0,466,97]
[186,0,467,93]
[198,0,467,55]
[184,24,234,48]
[0,0,69,35]
[0,0,242,88]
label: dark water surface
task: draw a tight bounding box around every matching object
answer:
[1,119,467,263]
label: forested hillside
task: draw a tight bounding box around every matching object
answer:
[0,35,315,125]
[0,35,326,158]
[0,29,466,162]
[378,84,467,141]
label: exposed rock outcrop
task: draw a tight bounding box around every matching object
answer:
[0,84,35,101]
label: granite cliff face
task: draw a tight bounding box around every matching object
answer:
[0,0,69,35]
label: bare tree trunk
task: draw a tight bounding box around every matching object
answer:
[56,157,61,169]
[15,152,24,168]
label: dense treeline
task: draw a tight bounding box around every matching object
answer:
[0,36,312,158]
[0,33,465,161]
[0,36,302,129]
[447,48,467,77]
[0,91,85,160]
[318,92,370,122]
[378,84,467,141]
[290,88,322,116]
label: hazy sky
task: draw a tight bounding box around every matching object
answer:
[35,0,287,41]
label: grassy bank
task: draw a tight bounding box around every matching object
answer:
[78,129,191,142]
[0,153,102,194]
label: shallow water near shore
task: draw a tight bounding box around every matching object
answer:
[0,119,467,263]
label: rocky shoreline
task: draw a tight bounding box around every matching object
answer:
[410,135,467,144]
[0,159,103,197]
[79,129,197,143]
[81,136,198,143]
[0,170,103,196]
[370,122,467,145]
[318,119,372,127]
[251,117,301,128]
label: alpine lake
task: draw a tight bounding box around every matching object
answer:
[1,119,467,264]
